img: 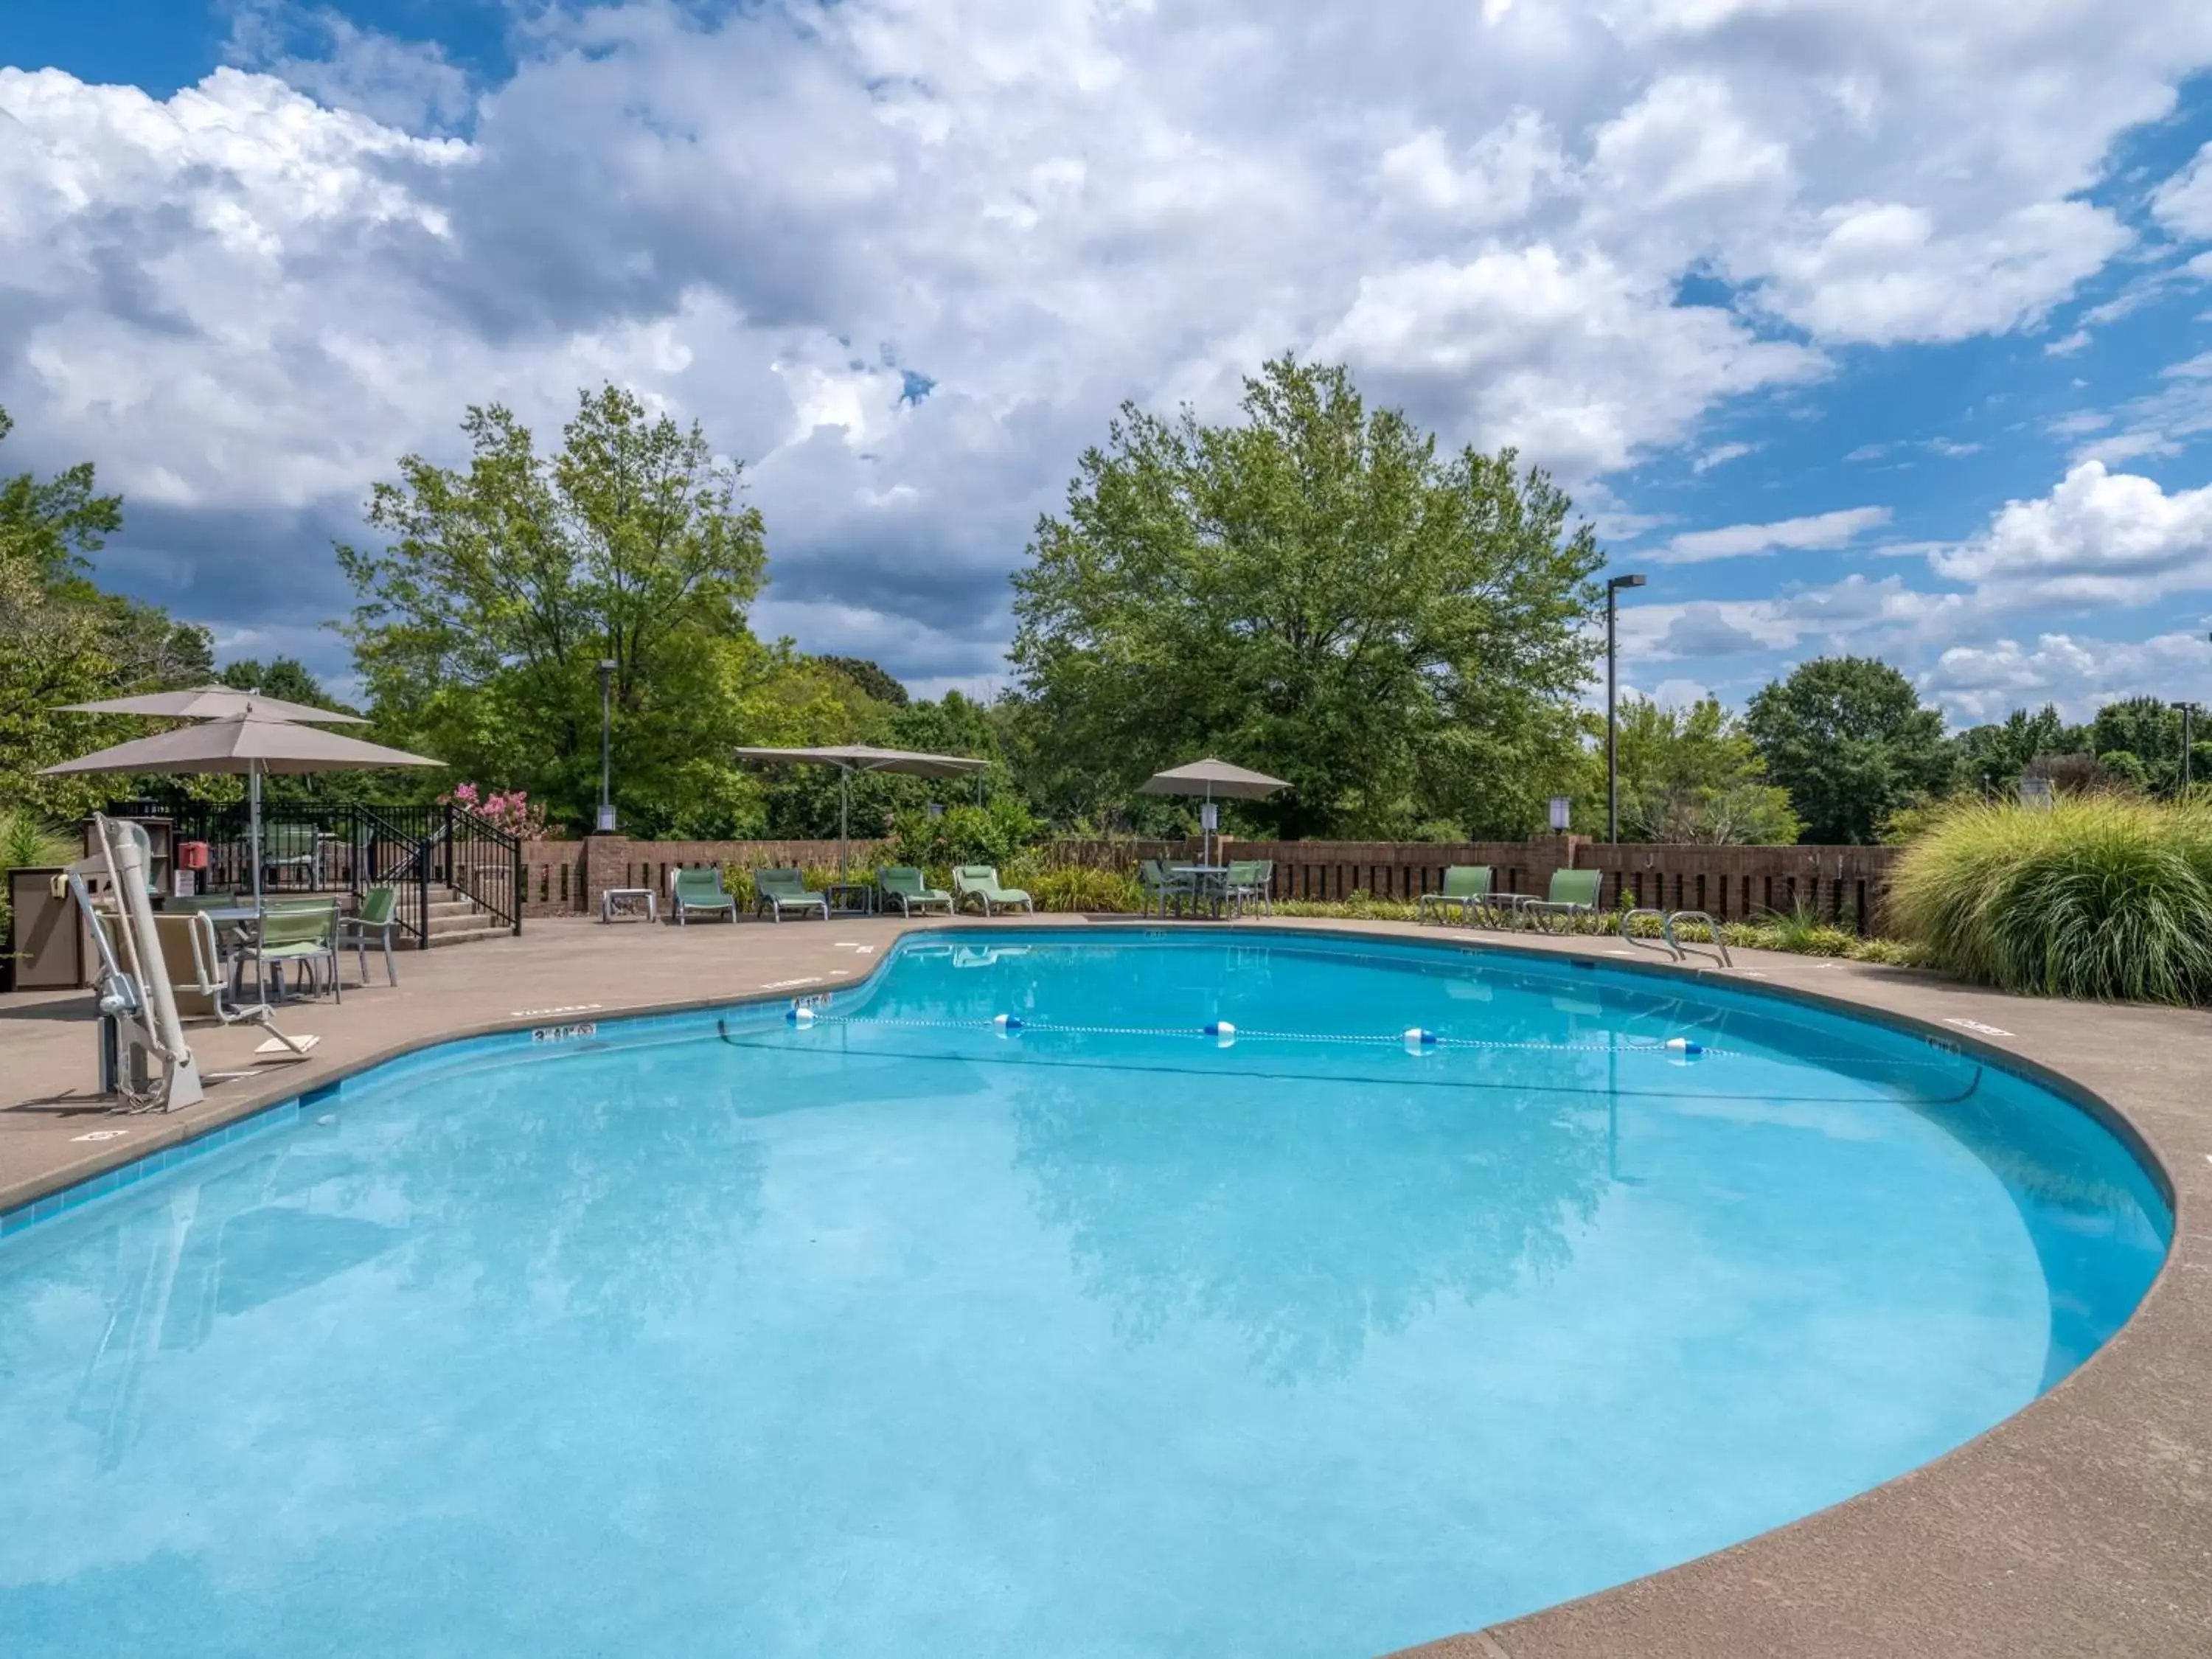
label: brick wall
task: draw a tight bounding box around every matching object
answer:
[519,837,890,917]
[521,833,1903,931]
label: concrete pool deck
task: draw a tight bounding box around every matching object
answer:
[1,911,2206,1658]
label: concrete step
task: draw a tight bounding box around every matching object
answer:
[398,924,511,950]
[420,925,510,949]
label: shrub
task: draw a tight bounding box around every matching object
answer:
[888,798,1037,872]
[1021,863,1145,914]
[1887,795,2212,1003]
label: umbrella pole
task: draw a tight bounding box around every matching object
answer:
[251,762,264,920]
[838,768,849,882]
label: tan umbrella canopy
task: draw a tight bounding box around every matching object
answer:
[1139,757,1290,863]
[731,744,988,877]
[1138,758,1291,800]
[58,684,367,724]
[41,712,442,912]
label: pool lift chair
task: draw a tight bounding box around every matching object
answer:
[64,815,318,1113]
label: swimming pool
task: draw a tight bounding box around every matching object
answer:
[0,929,2171,1658]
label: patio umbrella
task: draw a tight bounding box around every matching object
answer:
[58,684,367,724]
[731,744,988,878]
[1138,757,1290,864]
[41,712,442,914]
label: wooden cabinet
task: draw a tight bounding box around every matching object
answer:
[6,866,88,991]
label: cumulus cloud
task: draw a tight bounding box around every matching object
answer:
[1920,630,2212,723]
[1930,461,2212,603]
[4,0,2212,690]
[1654,504,1891,563]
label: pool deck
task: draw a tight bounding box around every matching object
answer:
[2,911,2208,1658]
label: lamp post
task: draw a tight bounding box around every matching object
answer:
[597,658,618,833]
[1605,573,1647,843]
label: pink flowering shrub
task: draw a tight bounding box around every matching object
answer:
[441,782,553,840]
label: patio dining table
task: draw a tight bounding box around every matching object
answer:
[1169,864,1232,919]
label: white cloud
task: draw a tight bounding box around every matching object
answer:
[2152,140,2212,240]
[1312,244,1823,475]
[1930,461,2212,603]
[5,0,2212,687]
[1753,200,2129,344]
[1655,504,1891,563]
[1691,441,1757,473]
[1920,630,2212,723]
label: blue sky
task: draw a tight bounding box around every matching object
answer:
[6,1,2212,725]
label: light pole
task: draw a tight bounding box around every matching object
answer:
[597,658,618,832]
[1605,573,1647,843]
[2179,700,2199,795]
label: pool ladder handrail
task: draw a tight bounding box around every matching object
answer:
[1618,907,1734,969]
[1618,908,1681,962]
[1664,910,1733,969]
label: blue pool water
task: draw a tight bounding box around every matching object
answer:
[0,931,2170,1658]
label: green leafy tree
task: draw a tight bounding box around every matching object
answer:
[815,655,909,706]
[1745,656,1955,844]
[0,406,212,817]
[338,385,795,835]
[1009,358,1602,838]
[216,656,352,713]
[1953,704,2087,796]
[2090,696,2186,793]
[1603,695,1801,844]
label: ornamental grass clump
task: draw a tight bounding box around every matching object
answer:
[1887,795,2212,1004]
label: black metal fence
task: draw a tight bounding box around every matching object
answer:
[104,796,523,948]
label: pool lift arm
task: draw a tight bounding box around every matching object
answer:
[66,814,204,1111]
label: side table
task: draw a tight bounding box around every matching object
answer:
[600,886,658,924]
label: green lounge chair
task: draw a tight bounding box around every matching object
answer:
[1225,859,1273,917]
[1138,858,1194,918]
[1516,869,1604,932]
[753,867,828,922]
[1419,865,1492,925]
[880,865,953,917]
[337,885,401,986]
[954,865,1033,916]
[672,866,739,925]
[234,901,341,1003]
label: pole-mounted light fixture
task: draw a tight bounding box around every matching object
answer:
[597,658,618,833]
[1605,574,1647,844]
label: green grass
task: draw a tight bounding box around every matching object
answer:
[1887,794,2212,1003]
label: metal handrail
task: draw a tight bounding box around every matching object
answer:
[1618,908,1683,961]
[1664,910,1733,968]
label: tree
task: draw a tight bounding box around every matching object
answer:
[2090,696,2185,793]
[217,656,353,713]
[816,655,909,706]
[338,385,790,835]
[1605,695,1801,844]
[1953,704,2087,796]
[1009,358,1602,838]
[1745,656,1955,844]
[0,406,212,817]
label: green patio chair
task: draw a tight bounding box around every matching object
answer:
[1224,859,1273,917]
[337,885,401,986]
[261,821,322,888]
[879,866,953,917]
[1517,869,1604,933]
[671,866,739,925]
[753,867,828,922]
[1418,865,1492,925]
[953,865,1033,916]
[234,902,341,1004]
[1138,858,1194,918]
